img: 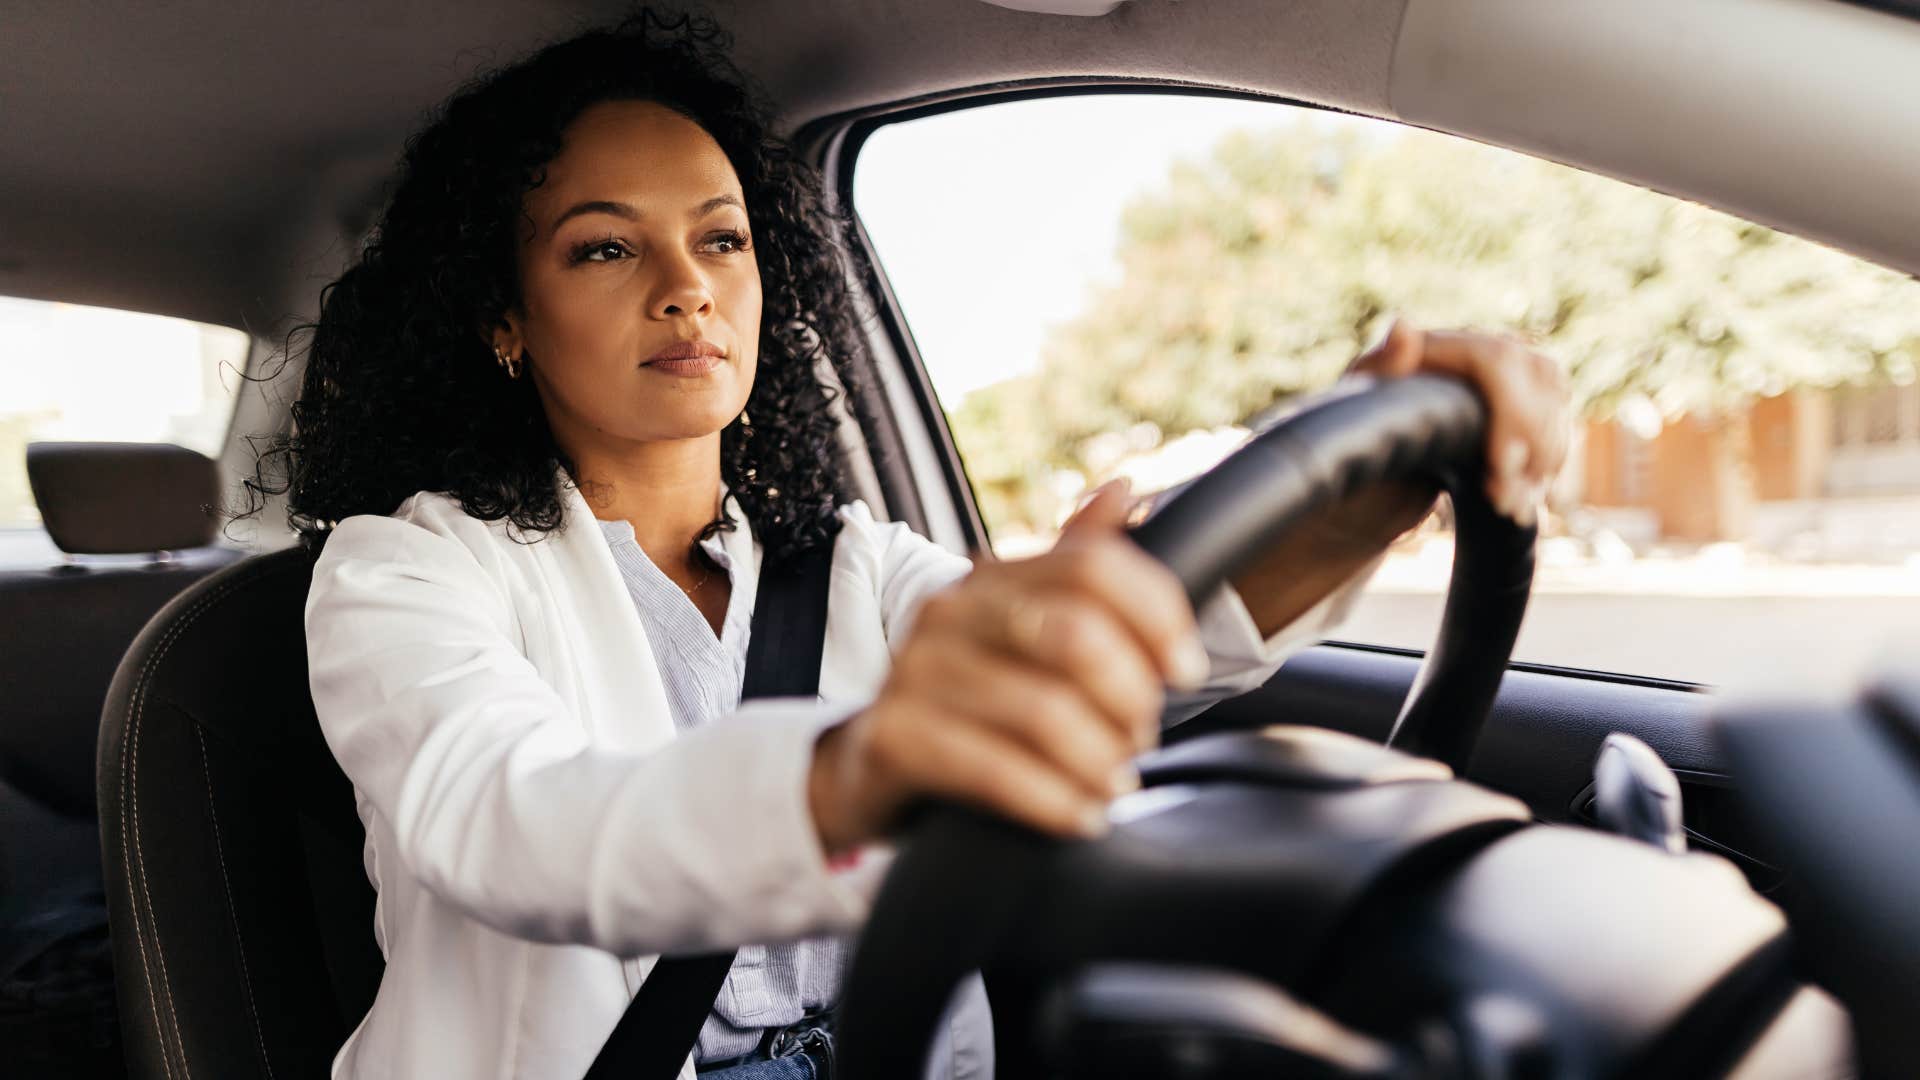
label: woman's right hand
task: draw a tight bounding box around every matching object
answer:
[807,481,1210,854]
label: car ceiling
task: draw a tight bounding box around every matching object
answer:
[3,0,1918,340]
[0,0,1406,332]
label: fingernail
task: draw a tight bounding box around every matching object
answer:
[1075,476,1130,514]
[1168,635,1211,691]
[1492,479,1519,519]
[1512,495,1538,529]
[1499,438,1530,483]
[1078,804,1112,839]
[1088,477,1129,505]
[1524,478,1550,527]
[1110,764,1141,798]
[1500,477,1545,527]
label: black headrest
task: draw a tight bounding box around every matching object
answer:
[25,441,221,554]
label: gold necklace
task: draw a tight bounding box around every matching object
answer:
[679,556,715,600]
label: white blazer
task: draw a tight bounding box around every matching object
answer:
[305,468,1361,1080]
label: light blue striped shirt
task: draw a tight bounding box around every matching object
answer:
[596,515,849,1064]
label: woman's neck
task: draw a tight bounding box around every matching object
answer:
[569,434,725,569]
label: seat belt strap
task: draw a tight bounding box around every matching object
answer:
[583,540,837,1080]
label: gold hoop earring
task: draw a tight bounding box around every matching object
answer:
[494,346,522,380]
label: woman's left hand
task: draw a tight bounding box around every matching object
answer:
[1343,316,1572,528]
[1222,317,1572,638]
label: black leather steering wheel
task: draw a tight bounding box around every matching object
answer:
[1128,373,1535,770]
[835,375,1538,1078]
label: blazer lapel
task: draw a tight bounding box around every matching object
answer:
[529,467,679,753]
[715,489,760,630]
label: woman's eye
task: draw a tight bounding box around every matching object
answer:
[573,239,631,263]
[703,230,752,255]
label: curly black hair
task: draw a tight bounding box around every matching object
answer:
[241,8,870,560]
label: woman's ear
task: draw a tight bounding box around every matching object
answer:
[486,313,525,366]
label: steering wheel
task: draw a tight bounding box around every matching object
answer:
[834,375,1539,1077]
[1128,373,1536,770]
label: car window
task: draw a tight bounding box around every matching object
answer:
[852,93,1920,686]
[0,296,249,532]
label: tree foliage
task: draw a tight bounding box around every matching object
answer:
[953,121,1920,533]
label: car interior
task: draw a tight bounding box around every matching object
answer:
[6,0,1920,1076]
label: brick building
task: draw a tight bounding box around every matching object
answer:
[1582,384,1920,557]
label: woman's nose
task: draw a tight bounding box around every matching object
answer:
[649,254,715,320]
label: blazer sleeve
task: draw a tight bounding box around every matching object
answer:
[844,502,1376,725]
[306,510,866,957]
[1159,563,1378,728]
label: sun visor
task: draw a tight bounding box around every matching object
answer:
[975,0,1131,14]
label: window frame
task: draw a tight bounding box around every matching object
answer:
[803,79,1366,557]
[813,81,1902,694]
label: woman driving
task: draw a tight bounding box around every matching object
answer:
[258,10,1569,1080]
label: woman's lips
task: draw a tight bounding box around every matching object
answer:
[643,354,724,377]
[644,339,726,377]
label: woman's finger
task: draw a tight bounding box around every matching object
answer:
[895,631,1138,797]
[1401,328,1569,523]
[1490,345,1569,520]
[1007,536,1209,690]
[874,705,1114,839]
[1054,483,1196,688]
[1346,316,1426,380]
[1060,476,1134,537]
[970,588,1165,752]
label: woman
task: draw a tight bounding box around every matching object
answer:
[251,10,1569,1080]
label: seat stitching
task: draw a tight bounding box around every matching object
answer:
[119,630,172,1080]
[132,578,250,1080]
[120,583,241,1080]
[123,565,290,1080]
[196,725,276,1079]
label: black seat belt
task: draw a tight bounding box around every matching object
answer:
[583,541,837,1080]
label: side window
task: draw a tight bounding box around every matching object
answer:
[852,93,1920,685]
[0,296,248,539]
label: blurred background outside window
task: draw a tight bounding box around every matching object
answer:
[855,95,1920,686]
[0,297,247,551]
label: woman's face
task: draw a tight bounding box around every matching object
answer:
[500,99,762,457]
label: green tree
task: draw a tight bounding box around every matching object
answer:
[954,121,1920,535]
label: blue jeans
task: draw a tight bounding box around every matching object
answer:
[698,1057,814,1080]
[696,1019,833,1079]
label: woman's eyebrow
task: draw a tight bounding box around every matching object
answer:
[550,194,743,231]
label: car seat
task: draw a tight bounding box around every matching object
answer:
[0,442,243,1077]
[97,544,382,1079]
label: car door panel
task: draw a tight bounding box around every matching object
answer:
[1178,644,1780,888]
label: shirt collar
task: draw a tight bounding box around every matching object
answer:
[587,483,755,577]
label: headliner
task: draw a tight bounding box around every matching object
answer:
[0,0,1408,330]
[5,0,1918,338]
